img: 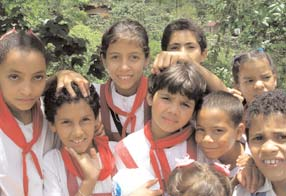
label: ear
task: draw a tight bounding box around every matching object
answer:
[146,93,153,106]
[236,122,245,141]
[101,54,107,67]
[48,122,57,133]
[273,73,278,88]
[200,48,208,63]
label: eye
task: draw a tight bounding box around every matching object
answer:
[8,74,19,81]
[245,79,254,84]
[130,54,140,61]
[82,117,91,122]
[187,45,195,49]
[181,102,191,108]
[196,127,204,132]
[33,74,45,81]
[215,128,225,134]
[169,46,179,51]
[61,120,71,125]
[262,75,271,81]
[160,96,170,101]
[277,133,286,141]
[110,55,119,60]
[251,135,263,142]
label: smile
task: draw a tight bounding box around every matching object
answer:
[263,159,285,165]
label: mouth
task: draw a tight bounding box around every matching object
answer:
[118,75,132,80]
[262,159,286,166]
[71,138,87,145]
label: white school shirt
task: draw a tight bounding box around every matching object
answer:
[43,142,117,196]
[114,128,190,179]
[233,179,277,196]
[93,82,145,134]
[0,118,57,196]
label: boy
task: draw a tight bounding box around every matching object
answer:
[233,89,286,196]
[43,79,115,196]
[195,91,245,177]
[114,61,207,193]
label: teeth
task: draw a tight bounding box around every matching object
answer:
[263,159,282,165]
[119,76,131,80]
[73,139,84,144]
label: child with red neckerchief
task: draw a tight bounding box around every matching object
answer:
[43,79,116,196]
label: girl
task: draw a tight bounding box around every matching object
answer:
[43,79,115,196]
[232,49,277,105]
[95,19,151,141]
[167,157,232,196]
[0,29,90,196]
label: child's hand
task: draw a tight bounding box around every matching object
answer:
[55,70,90,97]
[151,51,191,74]
[236,154,265,193]
[129,179,163,196]
[66,147,101,181]
[227,88,244,102]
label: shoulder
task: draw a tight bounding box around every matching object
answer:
[43,149,63,169]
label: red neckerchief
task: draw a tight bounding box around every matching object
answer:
[104,76,148,138]
[144,121,192,190]
[61,136,114,188]
[0,92,43,196]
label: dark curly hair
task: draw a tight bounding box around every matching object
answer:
[43,79,100,124]
[148,61,206,105]
[245,89,286,139]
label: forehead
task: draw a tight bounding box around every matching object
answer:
[0,48,46,72]
[107,38,144,53]
[249,113,286,135]
[197,107,235,126]
[55,100,94,118]
[239,58,272,76]
[168,30,199,45]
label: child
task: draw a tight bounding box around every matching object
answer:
[0,29,93,196]
[233,89,286,196]
[95,19,151,141]
[152,18,231,93]
[0,29,58,196]
[114,61,207,193]
[232,49,277,105]
[167,158,232,196]
[195,91,245,177]
[43,79,115,196]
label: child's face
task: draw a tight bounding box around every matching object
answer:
[236,58,277,103]
[249,114,286,183]
[166,30,207,63]
[196,108,243,160]
[50,99,98,154]
[147,89,195,140]
[102,39,149,96]
[0,49,46,113]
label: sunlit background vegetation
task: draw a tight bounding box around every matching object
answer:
[1,0,285,88]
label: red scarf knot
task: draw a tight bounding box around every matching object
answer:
[104,77,148,138]
[144,121,192,190]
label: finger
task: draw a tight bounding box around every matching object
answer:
[76,79,90,97]
[152,54,161,74]
[236,168,246,188]
[250,165,260,193]
[150,189,163,196]
[66,147,80,161]
[89,148,102,170]
[62,79,76,97]
[144,179,159,188]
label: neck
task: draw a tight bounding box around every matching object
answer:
[273,180,286,196]
[219,141,244,169]
[8,105,32,125]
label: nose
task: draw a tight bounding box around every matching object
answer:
[261,140,279,154]
[180,46,186,53]
[119,57,130,70]
[202,134,214,143]
[167,103,179,116]
[20,81,33,96]
[254,80,265,90]
[73,124,84,138]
